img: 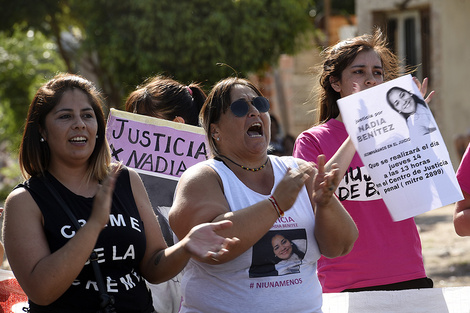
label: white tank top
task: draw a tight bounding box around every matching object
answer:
[179,155,323,313]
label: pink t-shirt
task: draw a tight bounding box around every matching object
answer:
[293,118,426,293]
[456,144,470,194]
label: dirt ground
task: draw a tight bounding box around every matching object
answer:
[416,204,470,288]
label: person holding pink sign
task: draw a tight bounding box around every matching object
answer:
[169,77,357,312]
[454,144,470,236]
[293,30,435,292]
[125,75,206,126]
[124,75,208,313]
[124,75,207,243]
[3,73,237,313]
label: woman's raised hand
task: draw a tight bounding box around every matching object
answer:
[90,163,122,228]
[413,77,435,104]
[182,220,239,261]
[312,154,341,207]
[271,161,315,213]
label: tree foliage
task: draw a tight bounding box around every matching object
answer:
[67,0,314,108]
[0,0,314,143]
[0,0,315,198]
[0,24,66,148]
[314,0,355,15]
[0,24,66,197]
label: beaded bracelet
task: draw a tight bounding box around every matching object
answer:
[268,195,284,217]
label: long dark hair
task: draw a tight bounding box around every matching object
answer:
[19,73,110,181]
[386,86,427,119]
[125,75,206,126]
[316,29,402,124]
[270,233,305,263]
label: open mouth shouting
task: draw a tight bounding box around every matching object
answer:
[247,122,263,138]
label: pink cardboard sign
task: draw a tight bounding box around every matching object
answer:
[106,109,208,178]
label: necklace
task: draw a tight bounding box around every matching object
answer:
[218,155,269,172]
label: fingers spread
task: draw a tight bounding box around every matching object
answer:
[425,90,435,104]
[413,76,434,104]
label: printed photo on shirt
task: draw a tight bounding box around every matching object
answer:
[249,229,307,278]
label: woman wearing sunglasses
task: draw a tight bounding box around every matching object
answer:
[168,77,358,313]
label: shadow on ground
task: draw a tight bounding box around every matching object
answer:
[415,214,453,232]
[430,262,470,278]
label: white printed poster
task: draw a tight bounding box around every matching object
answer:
[337,74,462,221]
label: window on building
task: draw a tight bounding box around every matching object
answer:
[374,8,430,81]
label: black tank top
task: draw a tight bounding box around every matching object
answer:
[21,167,154,313]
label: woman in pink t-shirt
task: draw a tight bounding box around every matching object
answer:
[293,29,435,292]
[454,144,470,235]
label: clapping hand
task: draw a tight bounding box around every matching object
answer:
[183,220,239,262]
[90,163,122,228]
[271,161,315,213]
[312,155,341,206]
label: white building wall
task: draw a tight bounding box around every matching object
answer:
[356,0,470,169]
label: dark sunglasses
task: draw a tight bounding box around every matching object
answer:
[230,97,270,117]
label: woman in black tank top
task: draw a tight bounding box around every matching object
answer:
[3,73,238,313]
